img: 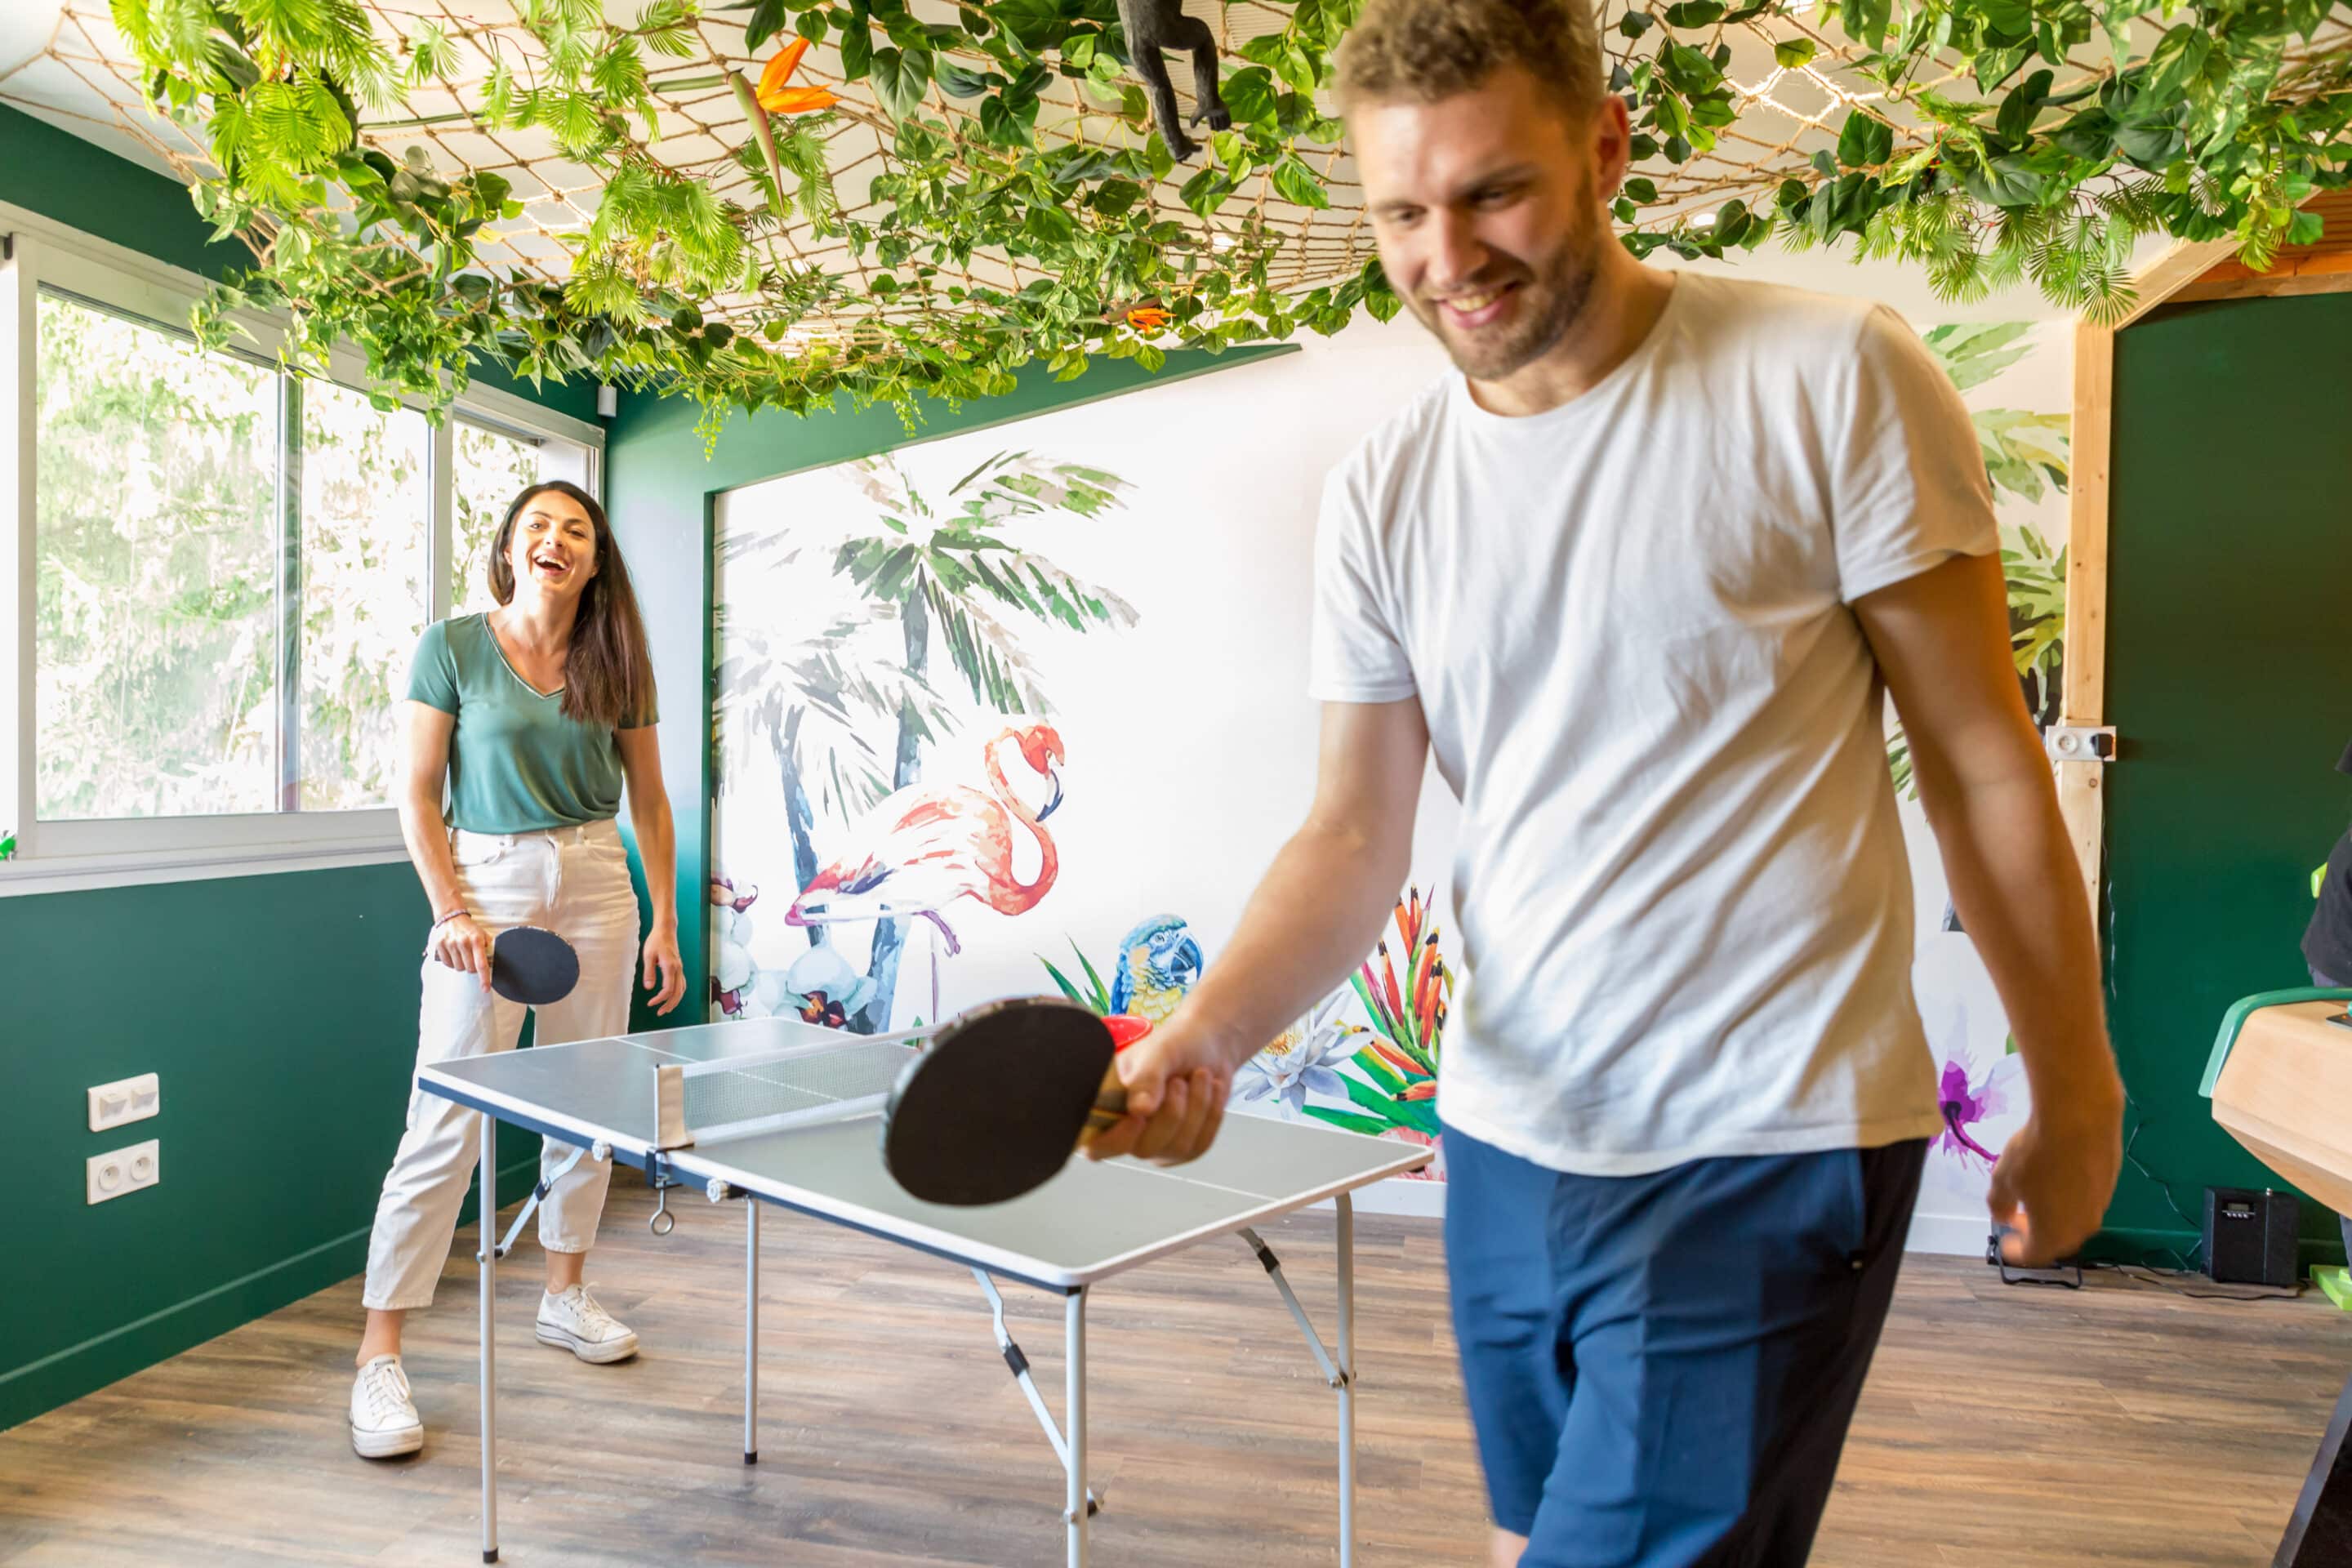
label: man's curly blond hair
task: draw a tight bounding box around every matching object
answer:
[1333,0,1605,121]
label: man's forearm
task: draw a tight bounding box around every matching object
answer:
[1927,761,2118,1106]
[1179,817,1413,1071]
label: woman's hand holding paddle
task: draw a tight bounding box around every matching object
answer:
[430,912,496,993]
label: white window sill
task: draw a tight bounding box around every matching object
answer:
[0,839,412,898]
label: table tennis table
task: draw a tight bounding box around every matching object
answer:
[417,1015,1432,1566]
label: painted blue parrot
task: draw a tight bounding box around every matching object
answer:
[1108,913,1204,1026]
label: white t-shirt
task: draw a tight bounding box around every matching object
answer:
[1309,270,1996,1175]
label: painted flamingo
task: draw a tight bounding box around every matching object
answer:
[786,724,1065,956]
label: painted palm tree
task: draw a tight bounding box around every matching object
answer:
[714,595,955,917]
[715,448,1135,1033]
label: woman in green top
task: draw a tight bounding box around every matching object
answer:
[348,479,686,1459]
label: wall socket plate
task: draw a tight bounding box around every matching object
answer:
[88,1072,160,1132]
[87,1139,160,1205]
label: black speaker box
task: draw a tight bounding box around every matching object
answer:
[2205,1186,2300,1288]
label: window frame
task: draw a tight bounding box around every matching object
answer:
[0,203,604,898]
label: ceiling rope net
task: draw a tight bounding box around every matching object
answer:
[12,1,2352,350]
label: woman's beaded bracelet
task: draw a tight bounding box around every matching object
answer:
[430,907,470,931]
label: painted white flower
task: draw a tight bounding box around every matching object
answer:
[785,943,876,1019]
[746,969,797,1017]
[1235,993,1361,1120]
[715,929,754,993]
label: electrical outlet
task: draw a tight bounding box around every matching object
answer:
[87,1072,160,1132]
[87,1140,160,1205]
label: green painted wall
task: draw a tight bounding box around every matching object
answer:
[0,109,593,1430]
[603,344,1294,1032]
[0,866,550,1428]
[0,103,598,423]
[2101,289,2352,1268]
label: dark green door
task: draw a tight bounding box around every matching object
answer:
[2101,289,2352,1268]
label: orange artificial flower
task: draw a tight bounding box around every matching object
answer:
[764,84,839,114]
[755,38,837,114]
[1124,306,1170,332]
[759,38,809,96]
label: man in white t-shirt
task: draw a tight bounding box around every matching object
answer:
[1085,0,2126,1560]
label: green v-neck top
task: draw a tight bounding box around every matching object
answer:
[405,612,656,832]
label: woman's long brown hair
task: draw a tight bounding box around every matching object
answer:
[488,480,657,732]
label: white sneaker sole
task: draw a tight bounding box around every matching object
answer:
[351,1421,425,1459]
[536,1323,639,1365]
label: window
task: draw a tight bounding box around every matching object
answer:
[452,416,591,617]
[34,289,282,822]
[2,221,603,890]
[295,377,434,813]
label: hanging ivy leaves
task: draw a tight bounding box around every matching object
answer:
[1220,65,1277,127]
[1270,155,1330,209]
[836,6,873,78]
[101,0,2352,435]
[868,45,933,120]
[1835,109,1894,169]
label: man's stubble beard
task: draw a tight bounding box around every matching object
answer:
[1409,186,1606,383]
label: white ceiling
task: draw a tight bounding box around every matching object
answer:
[1,3,186,180]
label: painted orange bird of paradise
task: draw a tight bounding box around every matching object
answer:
[786,724,1065,956]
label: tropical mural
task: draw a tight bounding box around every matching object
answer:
[710,448,1133,1032]
[709,432,1459,1187]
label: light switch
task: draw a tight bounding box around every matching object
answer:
[87,1073,160,1133]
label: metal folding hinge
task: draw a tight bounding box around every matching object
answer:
[2045,725,2116,764]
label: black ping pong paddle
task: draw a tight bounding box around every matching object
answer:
[489,924,580,1006]
[880,996,1129,1206]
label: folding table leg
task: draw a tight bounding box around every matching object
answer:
[1338,1193,1356,1568]
[1067,1286,1089,1568]
[745,1197,760,1464]
[1239,1206,1359,1567]
[478,1112,499,1564]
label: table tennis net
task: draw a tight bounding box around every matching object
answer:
[653,1037,920,1149]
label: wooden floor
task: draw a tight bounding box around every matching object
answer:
[2,1182,2345,1566]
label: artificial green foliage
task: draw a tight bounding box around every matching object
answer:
[108,0,2351,428]
[1768,0,2352,315]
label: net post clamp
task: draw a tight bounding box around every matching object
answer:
[646,1151,687,1236]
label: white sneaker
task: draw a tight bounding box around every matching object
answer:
[536,1283,639,1364]
[350,1354,424,1459]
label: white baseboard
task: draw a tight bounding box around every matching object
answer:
[1339,1176,1449,1218]
[1904,1209,1994,1257]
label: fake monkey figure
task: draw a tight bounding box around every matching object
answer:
[1116,0,1230,160]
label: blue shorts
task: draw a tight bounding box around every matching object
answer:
[1442,1124,1926,1568]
